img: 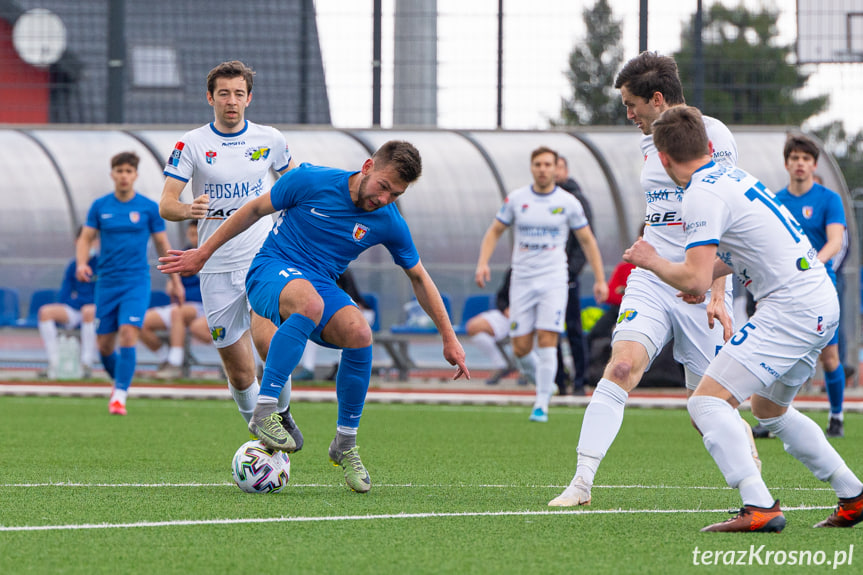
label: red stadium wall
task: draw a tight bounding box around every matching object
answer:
[0,19,49,123]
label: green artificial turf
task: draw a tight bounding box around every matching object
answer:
[0,396,859,574]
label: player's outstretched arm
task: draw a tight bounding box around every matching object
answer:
[158,193,276,276]
[624,240,717,296]
[159,177,210,221]
[152,231,185,305]
[404,261,470,380]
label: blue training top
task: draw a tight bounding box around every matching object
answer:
[58,256,97,309]
[85,192,164,286]
[259,163,420,279]
[775,182,846,280]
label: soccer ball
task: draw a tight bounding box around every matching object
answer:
[231,440,290,494]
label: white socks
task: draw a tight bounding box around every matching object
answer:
[471,332,507,369]
[230,379,260,424]
[515,350,538,384]
[575,379,629,485]
[167,346,184,367]
[689,395,773,507]
[759,407,862,498]
[533,346,558,410]
[38,320,58,367]
[80,322,96,366]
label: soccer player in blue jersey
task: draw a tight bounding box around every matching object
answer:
[159,141,469,492]
[775,134,848,438]
[77,151,183,415]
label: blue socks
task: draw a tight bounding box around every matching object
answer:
[114,347,136,392]
[100,351,118,380]
[336,345,373,428]
[260,314,317,399]
[824,365,845,415]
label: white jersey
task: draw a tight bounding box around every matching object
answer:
[683,161,826,302]
[641,114,737,262]
[164,120,291,273]
[497,185,588,282]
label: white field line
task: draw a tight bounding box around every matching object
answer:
[0,505,836,533]
[0,481,833,492]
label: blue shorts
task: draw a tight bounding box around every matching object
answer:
[94,282,150,335]
[246,254,357,349]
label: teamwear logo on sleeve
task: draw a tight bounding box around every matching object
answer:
[352,223,369,241]
[168,142,184,167]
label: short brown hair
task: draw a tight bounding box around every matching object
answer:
[111,151,139,169]
[530,146,558,163]
[207,60,255,95]
[615,52,685,106]
[372,140,422,184]
[652,106,709,163]
[783,134,820,163]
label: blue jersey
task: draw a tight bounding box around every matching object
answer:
[85,192,164,286]
[58,256,97,310]
[260,164,420,279]
[775,182,846,278]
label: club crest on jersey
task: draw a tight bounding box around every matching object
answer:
[129,211,140,224]
[352,223,369,241]
[521,204,529,213]
[245,147,271,161]
[550,207,564,215]
[617,309,638,324]
[802,206,813,219]
[211,326,226,342]
[168,142,184,167]
[205,150,217,165]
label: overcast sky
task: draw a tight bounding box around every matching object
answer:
[313,0,862,134]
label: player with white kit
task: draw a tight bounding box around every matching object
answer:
[160,61,299,442]
[549,52,758,508]
[624,105,862,531]
[476,146,607,423]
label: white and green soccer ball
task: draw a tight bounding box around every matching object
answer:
[231,440,290,494]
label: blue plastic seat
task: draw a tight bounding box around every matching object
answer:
[360,292,380,332]
[15,289,59,328]
[453,294,493,335]
[0,288,21,327]
[389,293,453,335]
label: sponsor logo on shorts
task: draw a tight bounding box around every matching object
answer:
[352,223,369,241]
[617,309,637,324]
[211,326,226,342]
[759,362,780,378]
[510,320,518,331]
[817,315,823,334]
[796,257,811,271]
[205,150,217,165]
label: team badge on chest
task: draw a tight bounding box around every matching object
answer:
[352,223,369,241]
[205,151,217,165]
[129,211,140,224]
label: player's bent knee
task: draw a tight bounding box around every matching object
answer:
[607,359,635,383]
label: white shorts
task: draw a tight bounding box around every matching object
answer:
[476,309,510,341]
[508,274,567,337]
[60,305,83,330]
[612,268,732,377]
[706,278,839,403]
[151,302,205,330]
[200,270,252,349]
